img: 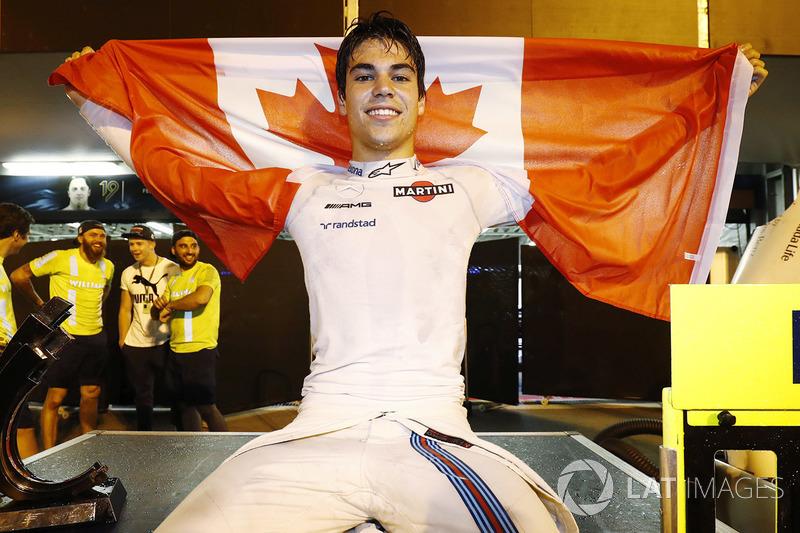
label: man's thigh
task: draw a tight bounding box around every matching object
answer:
[362,428,560,533]
[155,423,561,533]
[156,432,373,533]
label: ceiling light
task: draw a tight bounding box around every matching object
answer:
[2,161,131,176]
[146,222,174,235]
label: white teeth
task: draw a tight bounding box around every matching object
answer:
[367,109,399,116]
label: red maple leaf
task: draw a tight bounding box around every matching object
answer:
[257,44,487,167]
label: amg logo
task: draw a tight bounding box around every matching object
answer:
[324,202,372,209]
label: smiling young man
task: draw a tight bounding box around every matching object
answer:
[11,220,114,449]
[337,39,424,161]
[118,225,179,430]
[152,229,227,433]
[152,13,578,533]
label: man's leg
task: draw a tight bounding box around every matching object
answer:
[16,403,39,459]
[155,425,375,533]
[76,332,107,435]
[39,337,85,449]
[362,420,563,533]
[123,345,156,430]
[78,385,101,434]
[163,348,184,430]
[181,405,202,431]
[196,404,228,432]
[41,387,67,449]
[181,348,226,431]
[16,428,38,459]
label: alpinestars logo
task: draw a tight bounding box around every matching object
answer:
[368,161,404,178]
[324,202,372,209]
[393,181,455,203]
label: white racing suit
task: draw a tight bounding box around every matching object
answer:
[155,156,577,532]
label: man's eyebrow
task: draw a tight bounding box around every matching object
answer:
[349,63,375,74]
[349,62,416,74]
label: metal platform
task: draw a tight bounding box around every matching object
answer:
[16,430,661,532]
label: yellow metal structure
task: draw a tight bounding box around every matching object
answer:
[671,284,800,411]
[663,284,800,532]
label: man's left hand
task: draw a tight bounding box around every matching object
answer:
[739,43,768,97]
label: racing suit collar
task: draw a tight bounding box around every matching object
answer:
[346,156,424,179]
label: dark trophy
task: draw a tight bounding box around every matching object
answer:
[0,298,125,530]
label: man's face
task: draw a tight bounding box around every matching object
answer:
[128,238,156,263]
[172,237,199,269]
[78,228,107,261]
[68,178,91,207]
[338,39,425,162]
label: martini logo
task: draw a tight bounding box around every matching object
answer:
[393,181,454,203]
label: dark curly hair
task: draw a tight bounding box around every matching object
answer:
[0,203,34,239]
[336,11,426,101]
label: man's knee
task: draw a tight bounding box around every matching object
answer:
[80,385,102,400]
[43,388,68,409]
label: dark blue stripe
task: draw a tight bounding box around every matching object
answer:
[410,433,519,532]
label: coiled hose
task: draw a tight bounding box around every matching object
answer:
[592,418,662,478]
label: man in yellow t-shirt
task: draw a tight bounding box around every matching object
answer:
[154,229,227,432]
[0,203,39,459]
[12,220,114,449]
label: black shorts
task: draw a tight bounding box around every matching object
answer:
[41,331,108,389]
[165,347,219,406]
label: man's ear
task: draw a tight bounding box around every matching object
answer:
[338,92,347,116]
[417,95,426,116]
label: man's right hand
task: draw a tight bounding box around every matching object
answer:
[153,295,168,310]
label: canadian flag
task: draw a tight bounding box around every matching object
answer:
[49,37,752,320]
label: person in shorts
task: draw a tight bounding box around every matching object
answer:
[11,220,114,449]
[154,229,227,432]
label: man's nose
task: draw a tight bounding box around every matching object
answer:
[373,74,395,97]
